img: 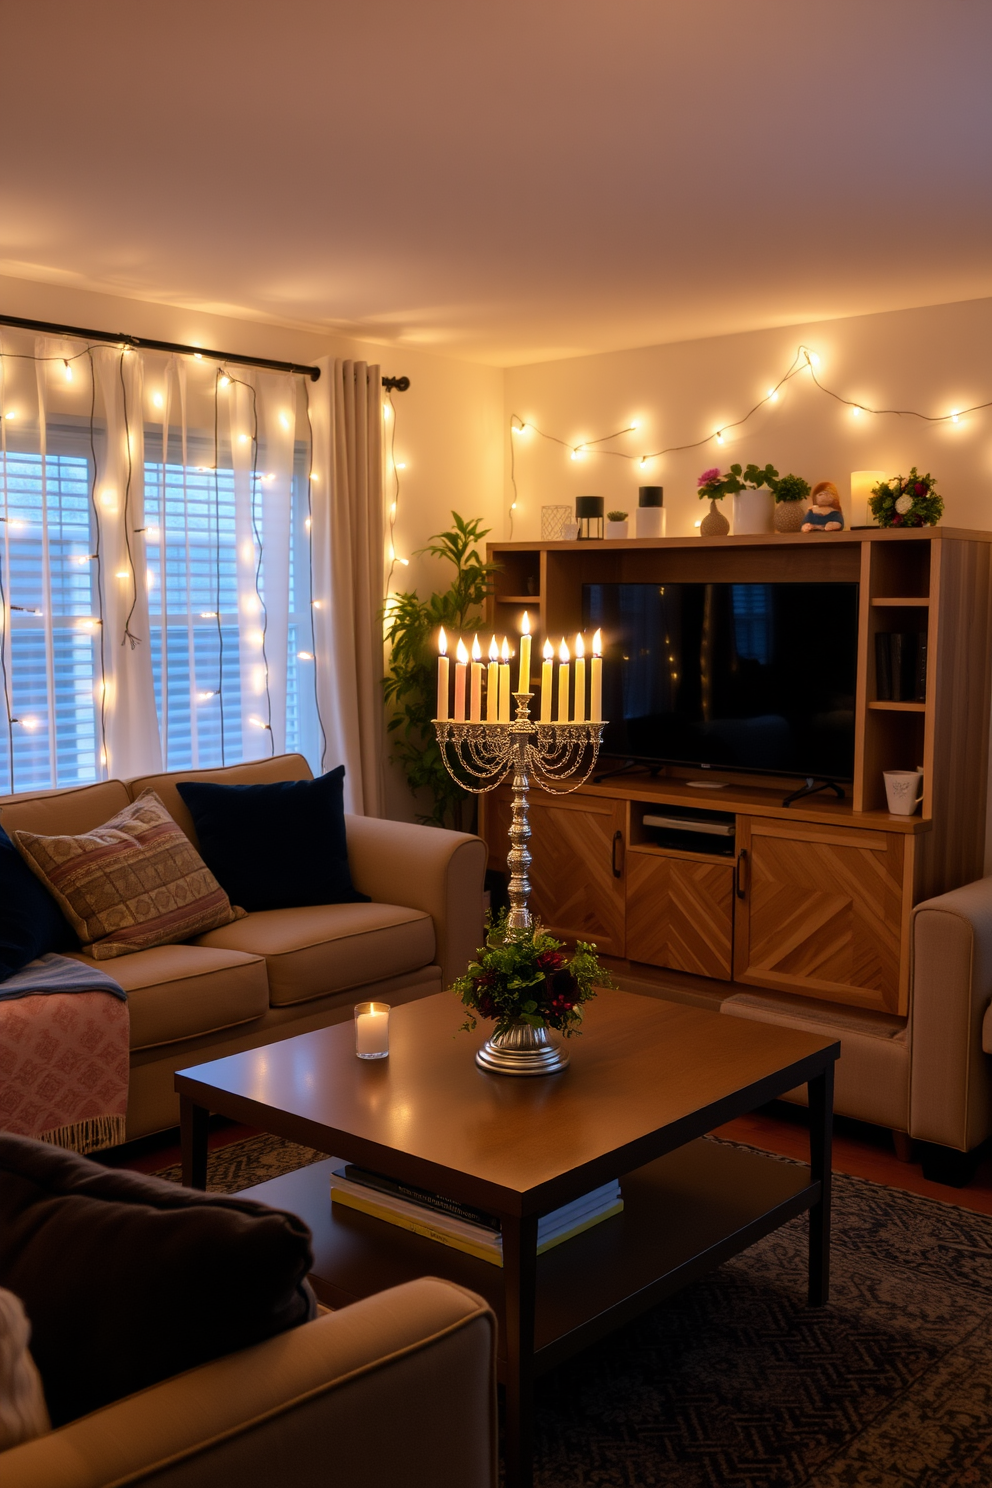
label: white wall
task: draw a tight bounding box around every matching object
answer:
[504,297,992,539]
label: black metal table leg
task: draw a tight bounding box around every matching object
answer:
[807,1061,834,1306]
[501,1211,539,1488]
[180,1095,209,1190]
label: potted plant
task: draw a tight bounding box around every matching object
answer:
[733,462,779,534]
[696,467,732,535]
[869,469,944,528]
[772,472,812,533]
[605,509,629,539]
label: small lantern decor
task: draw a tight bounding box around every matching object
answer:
[636,486,666,538]
[575,495,605,540]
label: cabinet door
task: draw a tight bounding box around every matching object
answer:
[522,794,627,955]
[733,817,907,1013]
[626,852,735,980]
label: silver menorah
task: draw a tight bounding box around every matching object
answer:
[434,693,605,930]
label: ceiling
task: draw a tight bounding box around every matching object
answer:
[1,1,989,366]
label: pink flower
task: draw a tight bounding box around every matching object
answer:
[698,467,721,486]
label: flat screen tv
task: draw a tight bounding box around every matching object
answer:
[582,581,859,781]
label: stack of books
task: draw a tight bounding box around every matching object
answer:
[330,1164,623,1267]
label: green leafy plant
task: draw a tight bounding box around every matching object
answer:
[869,468,944,529]
[774,472,812,504]
[697,462,779,499]
[742,461,780,491]
[453,910,613,1038]
[382,513,499,828]
[606,509,628,522]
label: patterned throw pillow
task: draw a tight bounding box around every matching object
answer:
[12,791,245,960]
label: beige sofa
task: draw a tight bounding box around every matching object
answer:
[0,754,487,1142]
[1,1277,497,1488]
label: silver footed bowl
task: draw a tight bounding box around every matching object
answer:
[475,1020,570,1076]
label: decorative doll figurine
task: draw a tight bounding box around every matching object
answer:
[801,481,845,533]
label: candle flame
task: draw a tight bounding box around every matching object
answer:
[559,637,570,663]
[501,636,510,661]
[575,632,585,658]
[489,635,499,661]
[456,637,469,663]
[543,638,554,660]
[471,634,482,662]
[521,610,531,636]
[592,628,602,657]
[438,626,447,657]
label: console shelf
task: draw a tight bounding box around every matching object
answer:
[868,701,927,712]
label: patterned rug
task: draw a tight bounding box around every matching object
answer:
[153,1134,992,1487]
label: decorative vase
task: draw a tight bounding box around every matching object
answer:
[773,499,806,533]
[699,499,730,537]
[732,489,774,534]
[605,520,629,540]
[476,1020,570,1077]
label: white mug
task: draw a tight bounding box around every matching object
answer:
[884,769,924,816]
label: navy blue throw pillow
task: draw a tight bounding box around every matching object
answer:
[177,765,370,913]
[0,824,79,983]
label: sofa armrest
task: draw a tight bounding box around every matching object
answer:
[345,815,486,987]
[2,1278,497,1488]
[910,877,992,1151]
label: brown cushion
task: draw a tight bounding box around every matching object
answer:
[0,780,130,838]
[13,791,245,960]
[67,944,269,1050]
[196,902,436,1006]
[127,753,314,849]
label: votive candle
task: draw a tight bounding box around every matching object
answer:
[436,627,449,721]
[470,635,483,722]
[355,1001,390,1059]
[540,638,554,723]
[590,629,603,723]
[557,638,570,723]
[573,632,586,723]
[454,637,468,721]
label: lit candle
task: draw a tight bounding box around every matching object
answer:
[541,638,554,723]
[454,637,468,721]
[486,635,499,722]
[557,637,570,723]
[436,627,449,721]
[518,611,532,693]
[573,632,586,723]
[499,637,512,722]
[355,1001,390,1059]
[590,629,603,723]
[470,634,483,722]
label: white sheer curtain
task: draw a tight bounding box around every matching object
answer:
[308,358,385,816]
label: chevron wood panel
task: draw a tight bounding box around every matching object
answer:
[735,818,905,1013]
[526,796,627,954]
[625,853,734,980]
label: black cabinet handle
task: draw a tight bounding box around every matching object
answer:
[612,830,624,879]
[735,848,748,900]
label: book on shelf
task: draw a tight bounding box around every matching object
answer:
[875,632,927,703]
[330,1167,623,1268]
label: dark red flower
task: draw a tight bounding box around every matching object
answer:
[536,949,565,973]
[892,513,904,526]
[476,992,497,1020]
[548,968,578,999]
[914,481,927,496]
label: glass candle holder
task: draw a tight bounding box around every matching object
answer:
[355,1001,390,1059]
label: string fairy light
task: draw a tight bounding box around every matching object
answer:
[303,375,328,771]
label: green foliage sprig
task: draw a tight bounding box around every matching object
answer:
[453,911,612,1039]
[697,462,779,499]
[869,468,944,529]
[382,513,500,828]
[774,473,812,504]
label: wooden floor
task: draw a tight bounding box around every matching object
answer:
[104,1103,992,1217]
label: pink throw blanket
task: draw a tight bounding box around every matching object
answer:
[1,979,129,1153]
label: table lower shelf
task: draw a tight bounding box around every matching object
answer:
[240,1137,817,1377]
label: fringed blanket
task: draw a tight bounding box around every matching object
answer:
[0,955,128,1153]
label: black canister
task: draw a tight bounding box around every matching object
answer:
[575,495,605,540]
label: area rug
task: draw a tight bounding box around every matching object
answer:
[153,1134,992,1487]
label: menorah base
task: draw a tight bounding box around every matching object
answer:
[475,1020,570,1077]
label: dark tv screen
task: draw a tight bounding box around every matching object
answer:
[582,581,859,781]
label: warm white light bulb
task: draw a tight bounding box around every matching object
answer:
[64,360,73,382]
[851,406,861,418]
[715,432,724,444]
[297,650,314,661]
[951,410,961,423]
[767,388,778,401]
[152,391,164,409]
[218,374,231,389]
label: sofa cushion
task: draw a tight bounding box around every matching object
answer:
[0,1132,315,1427]
[0,780,130,838]
[176,765,369,913]
[67,944,269,1050]
[196,902,436,1006]
[13,791,246,960]
[0,826,78,984]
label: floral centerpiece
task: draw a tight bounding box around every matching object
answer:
[453,911,611,1042]
[869,469,944,528]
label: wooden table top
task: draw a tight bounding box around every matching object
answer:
[177,990,837,1214]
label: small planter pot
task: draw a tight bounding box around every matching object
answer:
[700,499,730,537]
[773,499,806,533]
[605,520,629,540]
[732,489,774,535]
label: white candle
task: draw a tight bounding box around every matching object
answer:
[470,635,483,722]
[557,637,570,723]
[541,639,554,723]
[436,627,449,721]
[454,637,468,721]
[590,629,603,723]
[355,1001,390,1058]
[573,632,586,723]
[499,637,512,723]
[518,611,532,693]
[486,636,499,722]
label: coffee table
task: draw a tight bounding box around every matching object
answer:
[176,990,838,1488]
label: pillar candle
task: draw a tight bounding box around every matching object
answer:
[518,611,532,693]
[557,638,570,723]
[499,637,512,722]
[590,629,603,723]
[540,639,554,723]
[454,637,468,721]
[573,633,586,723]
[486,636,499,722]
[355,1003,389,1058]
[470,635,483,722]
[436,627,449,721]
